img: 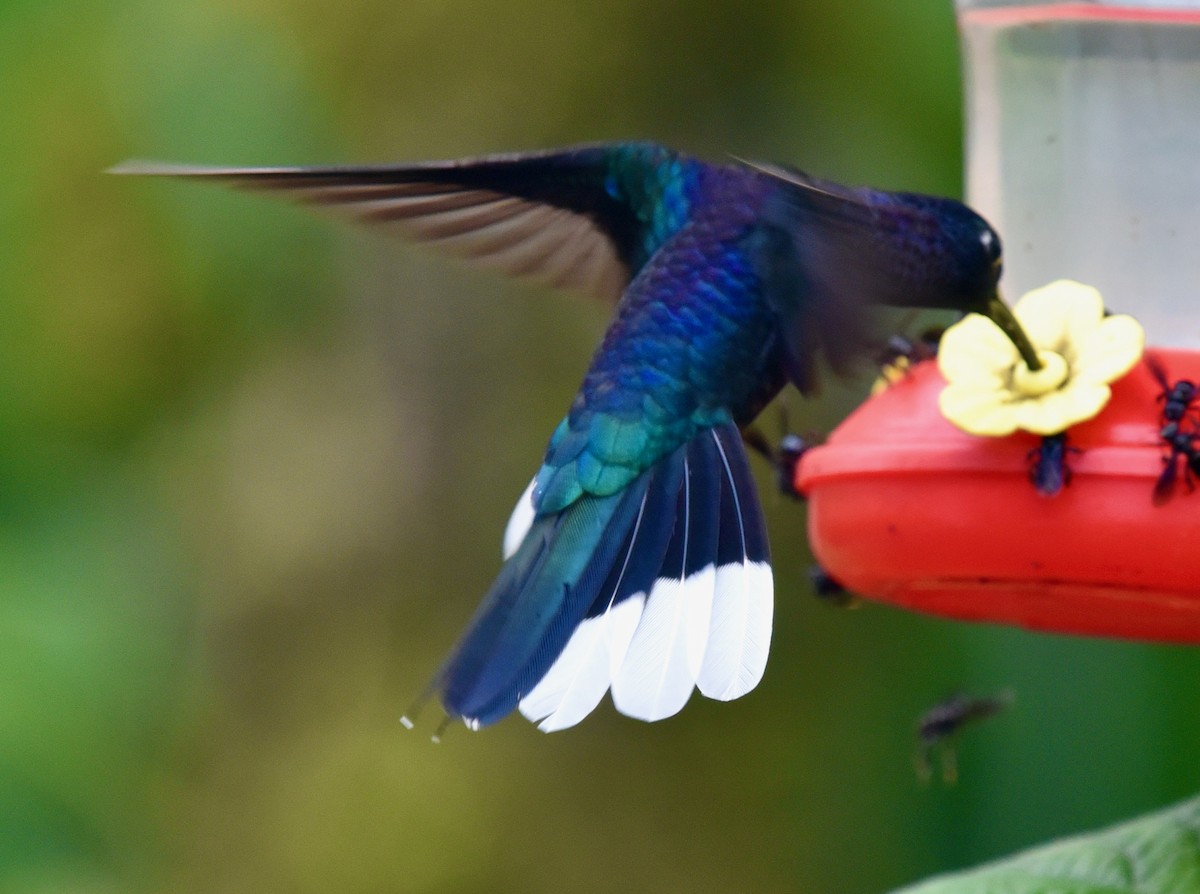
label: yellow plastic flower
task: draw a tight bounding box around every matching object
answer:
[938,280,1145,437]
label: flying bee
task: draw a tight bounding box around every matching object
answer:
[1026,432,1079,497]
[915,690,1013,784]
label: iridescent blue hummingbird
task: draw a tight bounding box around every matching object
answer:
[114,142,1031,733]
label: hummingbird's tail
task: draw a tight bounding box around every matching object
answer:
[436,423,773,732]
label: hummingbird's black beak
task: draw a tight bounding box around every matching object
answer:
[984,293,1043,372]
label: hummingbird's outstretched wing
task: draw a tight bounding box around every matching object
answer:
[110,145,652,303]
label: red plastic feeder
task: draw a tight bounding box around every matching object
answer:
[796,348,1200,644]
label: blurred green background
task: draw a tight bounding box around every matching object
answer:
[3,1,1199,892]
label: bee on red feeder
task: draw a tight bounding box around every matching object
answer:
[1146,354,1199,428]
[1026,432,1079,497]
[1146,356,1200,504]
[871,327,944,393]
[1152,420,1200,505]
[808,564,856,609]
[742,415,817,501]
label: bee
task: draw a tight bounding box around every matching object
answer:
[1138,356,1200,505]
[808,564,857,609]
[742,409,818,500]
[915,690,1013,784]
[1026,432,1078,497]
[1146,355,1199,428]
[870,327,944,395]
[1152,420,1200,505]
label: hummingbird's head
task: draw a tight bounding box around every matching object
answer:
[750,160,1043,371]
[873,191,1003,314]
[873,193,1041,370]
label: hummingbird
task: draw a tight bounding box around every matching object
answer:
[113,142,1031,733]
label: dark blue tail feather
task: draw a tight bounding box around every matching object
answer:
[667,431,722,579]
[586,446,685,620]
[713,425,770,566]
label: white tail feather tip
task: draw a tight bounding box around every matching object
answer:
[503,477,538,559]
[519,596,645,733]
[611,567,716,723]
[696,561,773,702]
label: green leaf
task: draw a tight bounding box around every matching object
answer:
[892,796,1200,894]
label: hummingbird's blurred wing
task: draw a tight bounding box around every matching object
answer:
[737,160,886,393]
[746,159,966,394]
[748,159,927,306]
[111,146,644,303]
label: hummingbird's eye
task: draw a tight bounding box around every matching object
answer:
[978,226,1003,281]
[979,227,999,261]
